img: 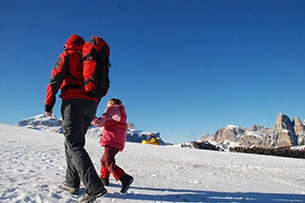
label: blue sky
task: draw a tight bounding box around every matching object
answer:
[1,0,305,143]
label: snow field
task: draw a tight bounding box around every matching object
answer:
[0,124,305,203]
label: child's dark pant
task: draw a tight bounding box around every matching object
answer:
[100,146,126,180]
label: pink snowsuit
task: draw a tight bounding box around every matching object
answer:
[91,104,128,180]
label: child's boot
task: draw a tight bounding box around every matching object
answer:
[120,174,134,194]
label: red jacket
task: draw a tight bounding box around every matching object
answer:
[45,35,97,113]
[91,105,127,150]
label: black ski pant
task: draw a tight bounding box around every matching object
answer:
[61,99,104,195]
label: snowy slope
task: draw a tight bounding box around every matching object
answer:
[0,124,305,203]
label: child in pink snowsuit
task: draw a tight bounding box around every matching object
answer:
[91,98,133,194]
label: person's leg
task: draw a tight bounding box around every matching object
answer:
[64,141,81,187]
[61,100,80,189]
[103,147,133,193]
[100,149,111,178]
[100,152,111,186]
[61,99,105,195]
[103,147,125,180]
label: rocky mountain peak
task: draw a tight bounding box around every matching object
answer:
[293,117,305,134]
[247,124,265,131]
[275,112,294,132]
[199,112,305,149]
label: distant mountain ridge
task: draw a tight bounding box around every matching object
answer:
[19,113,305,149]
[199,112,305,149]
[18,114,167,145]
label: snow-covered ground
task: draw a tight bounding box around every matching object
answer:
[0,123,305,203]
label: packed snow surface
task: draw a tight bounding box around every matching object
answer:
[0,124,305,203]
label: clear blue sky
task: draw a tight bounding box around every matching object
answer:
[1,0,305,143]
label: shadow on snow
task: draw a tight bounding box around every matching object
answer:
[105,184,305,203]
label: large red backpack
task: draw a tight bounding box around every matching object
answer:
[82,36,110,99]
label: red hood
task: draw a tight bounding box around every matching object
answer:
[64,34,84,51]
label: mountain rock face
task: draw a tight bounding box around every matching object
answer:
[18,114,167,145]
[200,113,305,149]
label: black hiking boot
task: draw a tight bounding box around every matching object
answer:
[60,181,79,195]
[78,188,107,203]
[120,174,134,194]
[100,177,109,186]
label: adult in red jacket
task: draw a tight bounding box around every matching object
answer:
[91,98,134,194]
[44,34,107,202]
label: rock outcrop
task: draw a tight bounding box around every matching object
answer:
[199,112,305,149]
